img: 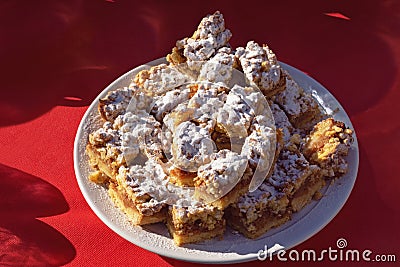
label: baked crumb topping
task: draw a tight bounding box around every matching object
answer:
[273,74,323,131]
[133,64,190,96]
[236,41,284,97]
[198,47,237,85]
[170,204,224,232]
[270,102,294,142]
[99,87,134,122]
[172,121,215,171]
[268,146,312,196]
[167,11,232,66]
[195,149,247,201]
[302,118,353,177]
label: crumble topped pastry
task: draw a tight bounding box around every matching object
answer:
[167,11,232,66]
[236,41,285,98]
[87,121,124,179]
[198,47,237,85]
[172,121,215,171]
[225,180,290,239]
[85,10,355,246]
[167,204,225,246]
[270,102,295,142]
[302,118,354,177]
[133,64,190,96]
[150,87,192,121]
[268,142,316,197]
[194,149,247,204]
[273,73,324,131]
[225,137,325,238]
[113,161,167,222]
[99,87,134,122]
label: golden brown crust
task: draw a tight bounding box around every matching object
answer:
[169,168,197,187]
[225,207,290,239]
[289,171,325,212]
[166,47,187,65]
[167,205,225,246]
[109,183,167,225]
[302,118,354,177]
[98,87,133,122]
[235,41,285,98]
[207,167,252,209]
[273,73,324,132]
[166,216,225,246]
[86,143,121,181]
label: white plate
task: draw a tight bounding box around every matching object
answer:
[74,58,359,264]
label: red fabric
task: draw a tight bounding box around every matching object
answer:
[0,0,399,266]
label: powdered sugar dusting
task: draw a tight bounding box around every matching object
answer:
[178,11,232,64]
[236,41,282,95]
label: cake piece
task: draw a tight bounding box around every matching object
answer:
[87,121,124,180]
[108,182,167,225]
[269,136,325,212]
[110,161,169,225]
[270,102,295,142]
[171,120,215,172]
[302,118,354,177]
[133,64,190,97]
[86,109,165,181]
[198,47,238,85]
[225,181,290,239]
[166,11,232,66]
[194,150,248,209]
[273,74,323,132]
[167,205,225,246]
[98,87,134,122]
[226,137,325,239]
[289,169,325,212]
[235,41,286,98]
[269,137,316,197]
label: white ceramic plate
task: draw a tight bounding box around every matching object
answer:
[74,58,359,264]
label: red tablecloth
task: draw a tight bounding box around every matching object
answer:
[1,1,399,266]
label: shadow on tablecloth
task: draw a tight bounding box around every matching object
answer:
[0,164,76,266]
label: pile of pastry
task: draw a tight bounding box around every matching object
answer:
[86,11,354,246]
